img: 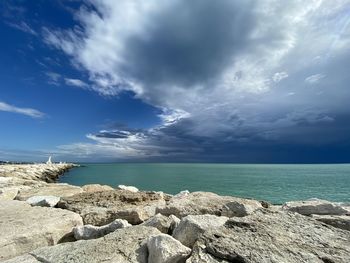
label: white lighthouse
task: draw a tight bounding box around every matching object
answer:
[46,156,52,164]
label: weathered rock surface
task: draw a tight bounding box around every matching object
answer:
[312,214,350,231]
[16,183,83,200]
[169,214,181,233]
[147,234,191,263]
[73,219,131,240]
[141,213,174,233]
[187,210,350,263]
[0,186,19,200]
[283,199,348,215]
[2,254,40,263]
[173,215,228,248]
[0,200,83,261]
[158,191,262,218]
[117,184,139,192]
[82,184,114,192]
[5,226,161,263]
[0,176,44,200]
[26,195,60,207]
[57,189,166,225]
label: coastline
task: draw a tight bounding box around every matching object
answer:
[1,163,350,262]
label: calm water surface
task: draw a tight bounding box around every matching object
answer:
[59,163,350,204]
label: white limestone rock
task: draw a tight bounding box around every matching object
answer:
[5,226,161,263]
[283,199,348,215]
[172,214,228,248]
[157,191,262,218]
[147,234,191,263]
[73,219,131,240]
[0,200,83,261]
[26,195,60,207]
[116,184,139,192]
[186,210,350,263]
[0,187,19,200]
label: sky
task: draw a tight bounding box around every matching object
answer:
[0,0,350,163]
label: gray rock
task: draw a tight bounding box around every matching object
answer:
[57,190,166,225]
[283,199,348,215]
[5,226,161,263]
[0,200,83,261]
[2,254,40,263]
[312,214,350,231]
[141,213,173,233]
[16,183,83,200]
[173,215,228,248]
[221,200,261,217]
[82,184,114,193]
[26,195,60,207]
[147,234,191,263]
[187,210,350,263]
[117,184,139,192]
[73,219,131,240]
[157,191,262,218]
[169,214,181,233]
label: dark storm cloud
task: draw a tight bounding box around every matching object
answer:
[41,0,350,163]
[122,0,255,87]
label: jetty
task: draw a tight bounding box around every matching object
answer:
[0,163,349,262]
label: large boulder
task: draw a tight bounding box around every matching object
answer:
[283,199,348,216]
[73,219,131,240]
[173,215,228,248]
[0,200,83,261]
[82,184,114,193]
[4,226,161,263]
[147,234,191,263]
[312,214,350,231]
[157,192,262,218]
[187,210,350,263]
[57,189,166,225]
[16,183,83,200]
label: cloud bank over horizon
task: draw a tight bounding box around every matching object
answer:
[1,0,350,162]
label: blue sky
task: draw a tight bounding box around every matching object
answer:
[0,0,350,163]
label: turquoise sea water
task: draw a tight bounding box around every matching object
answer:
[59,163,350,204]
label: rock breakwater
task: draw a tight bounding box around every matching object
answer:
[0,163,349,262]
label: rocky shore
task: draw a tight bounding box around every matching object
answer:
[0,164,349,262]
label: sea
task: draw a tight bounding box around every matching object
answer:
[59,163,350,204]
